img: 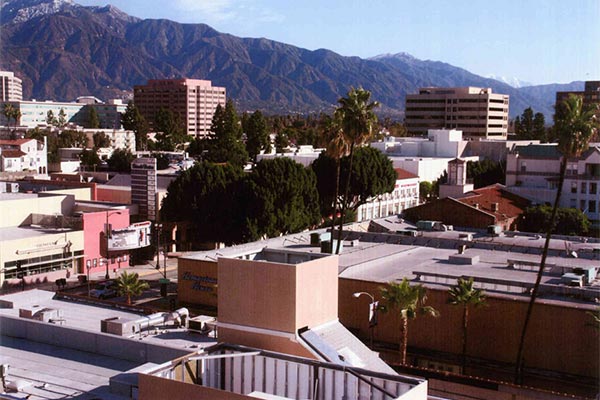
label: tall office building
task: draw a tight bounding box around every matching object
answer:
[131,157,157,221]
[556,80,600,110]
[405,87,509,139]
[0,71,23,102]
[134,78,226,138]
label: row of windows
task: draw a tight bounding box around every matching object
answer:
[572,182,598,194]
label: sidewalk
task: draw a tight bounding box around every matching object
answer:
[78,256,178,283]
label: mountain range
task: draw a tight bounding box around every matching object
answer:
[0,0,584,119]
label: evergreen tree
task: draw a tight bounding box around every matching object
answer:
[57,108,67,128]
[88,106,100,129]
[246,158,321,239]
[245,110,270,160]
[154,107,187,151]
[107,149,135,173]
[533,112,546,142]
[121,101,149,151]
[93,131,111,149]
[203,101,248,169]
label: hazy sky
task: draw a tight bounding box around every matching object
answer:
[76,0,600,85]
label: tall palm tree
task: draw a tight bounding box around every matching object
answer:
[334,87,379,253]
[380,278,439,365]
[323,113,349,242]
[3,103,21,138]
[515,94,598,383]
[115,271,149,305]
[448,277,487,371]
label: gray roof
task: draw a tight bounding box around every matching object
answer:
[300,320,397,375]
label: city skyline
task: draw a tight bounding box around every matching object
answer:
[74,0,600,86]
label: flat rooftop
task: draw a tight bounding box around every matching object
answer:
[0,225,78,241]
[179,223,600,305]
[0,290,217,398]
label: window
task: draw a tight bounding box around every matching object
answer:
[581,182,587,194]
[571,182,577,194]
[520,162,526,173]
[589,200,597,213]
[591,182,597,194]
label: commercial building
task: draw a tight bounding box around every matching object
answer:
[131,157,158,221]
[506,143,600,228]
[405,87,509,139]
[178,225,599,398]
[556,80,600,110]
[0,99,126,129]
[133,78,226,137]
[0,71,23,102]
[0,184,142,287]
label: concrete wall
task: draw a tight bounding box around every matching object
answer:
[218,258,298,333]
[339,278,599,380]
[295,256,339,329]
[0,193,74,228]
[178,258,218,307]
[138,374,255,400]
[0,315,189,364]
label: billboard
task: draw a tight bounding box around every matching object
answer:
[108,221,152,251]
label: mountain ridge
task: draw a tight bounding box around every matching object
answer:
[0,0,577,119]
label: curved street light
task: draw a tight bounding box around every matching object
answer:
[353,291,378,349]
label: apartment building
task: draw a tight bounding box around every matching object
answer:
[506,143,600,228]
[133,78,226,137]
[0,71,23,102]
[0,137,47,174]
[405,87,509,139]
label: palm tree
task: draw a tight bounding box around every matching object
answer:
[3,103,21,139]
[448,277,487,371]
[380,278,439,365]
[115,271,149,305]
[323,113,349,242]
[515,94,598,383]
[334,87,379,253]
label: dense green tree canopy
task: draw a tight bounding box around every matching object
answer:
[93,131,111,149]
[519,205,590,236]
[312,146,395,218]
[161,161,244,245]
[79,149,101,168]
[246,158,321,239]
[466,159,506,188]
[107,149,135,173]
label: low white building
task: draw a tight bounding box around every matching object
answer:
[0,138,47,174]
[356,168,419,221]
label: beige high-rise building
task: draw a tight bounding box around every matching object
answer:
[0,71,23,102]
[405,87,509,139]
[134,78,226,137]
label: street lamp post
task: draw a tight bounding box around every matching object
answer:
[353,291,378,349]
[105,211,122,279]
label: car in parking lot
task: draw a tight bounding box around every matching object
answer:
[90,281,117,299]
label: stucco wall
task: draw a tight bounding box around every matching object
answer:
[339,278,599,379]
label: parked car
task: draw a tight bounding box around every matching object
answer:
[90,281,117,299]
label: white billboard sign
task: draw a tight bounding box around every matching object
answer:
[108,221,152,251]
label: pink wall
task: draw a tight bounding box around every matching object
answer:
[82,210,130,276]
